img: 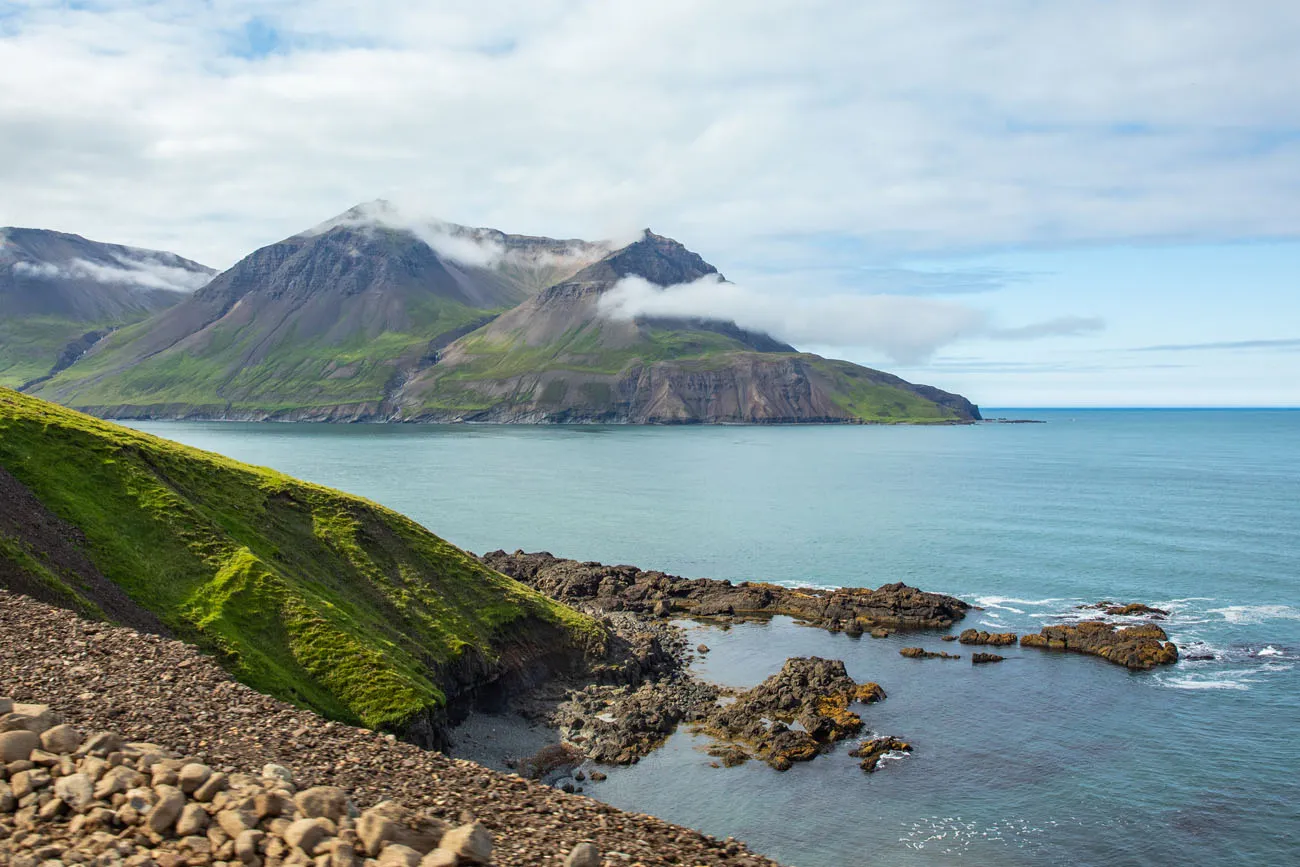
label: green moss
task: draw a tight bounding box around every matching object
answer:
[0,388,600,730]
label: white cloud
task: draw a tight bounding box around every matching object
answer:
[597,274,1103,363]
[302,199,610,271]
[0,2,1299,269]
[12,256,211,293]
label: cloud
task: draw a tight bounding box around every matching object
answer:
[1133,337,1300,352]
[2,2,1300,269]
[12,256,212,293]
[988,316,1106,341]
[597,274,1104,363]
[302,199,610,271]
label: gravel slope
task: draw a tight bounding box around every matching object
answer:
[0,591,781,867]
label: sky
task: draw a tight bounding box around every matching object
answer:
[1,1,1298,406]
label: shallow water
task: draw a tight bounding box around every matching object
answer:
[130,410,1300,866]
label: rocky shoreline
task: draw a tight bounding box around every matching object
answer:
[480,551,971,633]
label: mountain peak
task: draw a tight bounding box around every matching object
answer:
[571,230,720,287]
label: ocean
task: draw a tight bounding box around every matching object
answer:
[128,410,1300,866]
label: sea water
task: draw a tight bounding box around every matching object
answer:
[129,410,1300,866]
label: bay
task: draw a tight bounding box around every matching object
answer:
[129,410,1300,866]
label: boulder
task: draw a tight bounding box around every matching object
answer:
[177,762,212,794]
[53,772,95,812]
[436,821,493,865]
[148,784,186,834]
[284,817,335,855]
[40,723,83,753]
[295,785,352,822]
[177,802,209,836]
[565,842,601,867]
[958,629,1017,646]
[378,844,423,867]
[971,653,1004,664]
[0,730,39,763]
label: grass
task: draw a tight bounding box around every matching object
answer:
[0,316,120,388]
[35,297,498,414]
[0,388,601,730]
[808,358,967,423]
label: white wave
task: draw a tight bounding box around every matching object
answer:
[1258,645,1286,657]
[772,580,840,591]
[978,620,1009,629]
[1209,605,1300,625]
[1160,673,1255,691]
[973,596,1066,610]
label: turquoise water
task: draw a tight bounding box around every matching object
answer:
[129,410,1300,866]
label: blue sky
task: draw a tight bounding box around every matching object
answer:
[1,1,1298,406]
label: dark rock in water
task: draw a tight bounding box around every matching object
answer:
[958,629,1017,646]
[1101,602,1169,618]
[588,770,607,781]
[696,657,886,771]
[971,653,1004,664]
[696,644,711,654]
[1020,621,1179,670]
[707,744,750,767]
[898,647,960,660]
[870,628,890,639]
[482,551,971,632]
[940,634,958,642]
[849,736,912,773]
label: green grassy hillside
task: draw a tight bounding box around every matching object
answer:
[39,296,493,417]
[0,317,98,387]
[0,388,598,730]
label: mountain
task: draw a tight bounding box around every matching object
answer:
[0,228,213,388]
[0,387,598,739]
[29,204,609,419]
[392,231,982,423]
[26,208,980,424]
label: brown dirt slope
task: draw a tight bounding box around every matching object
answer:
[0,466,168,635]
[0,590,781,866]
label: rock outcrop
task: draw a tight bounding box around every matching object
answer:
[482,551,970,632]
[1020,621,1179,670]
[848,737,912,773]
[970,653,1004,664]
[695,658,886,771]
[1080,601,1170,618]
[898,647,960,660]
[957,629,1017,646]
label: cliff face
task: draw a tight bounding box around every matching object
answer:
[396,231,980,424]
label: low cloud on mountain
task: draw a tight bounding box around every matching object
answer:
[598,275,1104,363]
[12,256,212,293]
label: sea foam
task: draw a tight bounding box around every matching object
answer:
[1209,605,1300,625]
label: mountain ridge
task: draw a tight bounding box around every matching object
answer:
[22,207,981,424]
[0,228,214,388]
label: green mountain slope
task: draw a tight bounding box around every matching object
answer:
[0,388,599,734]
[396,232,981,423]
[0,228,211,388]
[30,207,608,420]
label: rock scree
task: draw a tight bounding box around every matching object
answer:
[0,590,781,866]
